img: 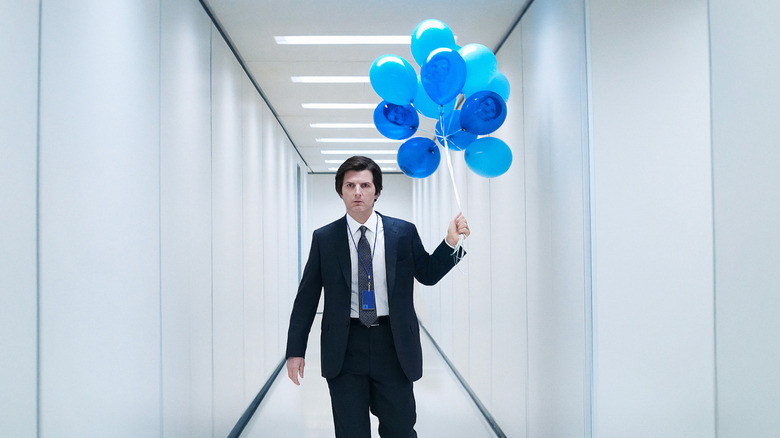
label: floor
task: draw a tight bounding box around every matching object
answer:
[241,314,496,437]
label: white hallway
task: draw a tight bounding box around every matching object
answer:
[2,0,779,437]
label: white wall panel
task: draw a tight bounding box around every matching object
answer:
[211,28,246,437]
[709,1,780,436]
[466,172,492,397]
[522,0,590,435]
[280,137,298,346]
[262,105,283,372]
[37,1,162,436]
[242,75,267,402]
[0,1,40,436]
[160,0,213,435]
[588,0,715,436]
[489,17,528,436]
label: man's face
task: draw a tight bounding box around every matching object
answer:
[340,170,378,219]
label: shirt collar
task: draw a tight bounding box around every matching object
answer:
[346,210,379,236]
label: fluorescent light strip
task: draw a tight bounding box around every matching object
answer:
[303,103,376,110]
[310,123,375,129]
[321,150,397,155]
[292,76,370,83]
[325,159,396,164]
[317,138,400,143]
[276,35,410,45]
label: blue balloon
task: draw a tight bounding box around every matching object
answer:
[421,48,467,105]
[369,55,418,105]
[435,110,476,151]
[413,76,456,120]
[464,137,513,178]
[458,44,497,97]
[411,19,457,66]
[373,101,418,140]
[460,90,507,135]
[486,71,510,101]
[397,137,440,178]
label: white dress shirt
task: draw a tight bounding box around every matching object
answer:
[345,211,389,317]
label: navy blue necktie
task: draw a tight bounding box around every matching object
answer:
[358,226,378,327]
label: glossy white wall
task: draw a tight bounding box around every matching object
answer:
[160,0,213,435]
[0,1,40,436]
[8,0,305,435]
[588,1,716,436]
[522,0,591,435]
[38,1,163,436]
[486,14,527,436]
[242,73,266,408]
[709,1,780,436]
[211,28,248,435]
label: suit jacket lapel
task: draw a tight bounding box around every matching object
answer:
[382,214,399,297]
[333,216,351,288]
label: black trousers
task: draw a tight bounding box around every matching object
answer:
[326,321,417,438]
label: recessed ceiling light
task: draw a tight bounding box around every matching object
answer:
[310,123,375,129]
[316,138,400,143]
[275,36,410,45]
[302,103,376,110]
[292,76,370,83]
[321,150,398,155]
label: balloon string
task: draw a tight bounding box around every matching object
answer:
[439,110,466,259]
[444,140,462,212]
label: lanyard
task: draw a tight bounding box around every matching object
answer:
[346,213,379,288]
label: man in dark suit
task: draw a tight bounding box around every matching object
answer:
[285,156,470,437]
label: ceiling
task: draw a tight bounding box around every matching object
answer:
[204,0,531,173]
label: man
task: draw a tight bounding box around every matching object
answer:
[285,156,470,437]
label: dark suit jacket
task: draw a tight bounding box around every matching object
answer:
[285,212,464,382]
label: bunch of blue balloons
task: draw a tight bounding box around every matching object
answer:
[370,19,513,179]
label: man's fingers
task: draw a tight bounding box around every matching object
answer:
[287,366,299,385]
[455,214,470,237]
[286,358,304,386]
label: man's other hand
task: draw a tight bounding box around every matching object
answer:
[286,357,305,385]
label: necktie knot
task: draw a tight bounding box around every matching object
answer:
[359,225,367,238]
